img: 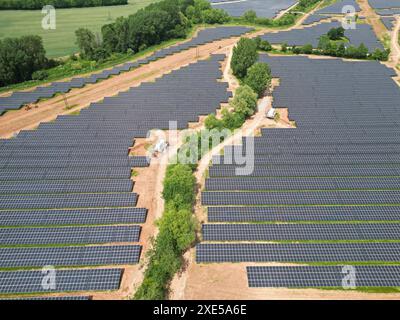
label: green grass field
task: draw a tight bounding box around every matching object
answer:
[0,0,159,57]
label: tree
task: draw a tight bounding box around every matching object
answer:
[281,42,288,52]
[300,43,313,54]
[0,35,47,86]
[327,27,345,41]
[221,108,245,130]
[243,10,257,23]
[230,85,258,117]
[205,113,223,130]
[75,28,98,59]
[244,62,271,97]
[231,37,258,79]
[201,8,230,24]
[162,164,196,204]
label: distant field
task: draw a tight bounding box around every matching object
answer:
[0,0,159,57]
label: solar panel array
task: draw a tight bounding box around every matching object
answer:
[315,0,361,14]
[197,54,400,289]
[0,269,122,294]
[247,266,400,287]
[0,245,141,268]
[0,55,230,296]
[261,21,383,51]
[197,243,400,262]
[2,296,90,300]
[381,16,396,30]
[302,14,330,25]
[368,0,400,9]
[208,0,298,18]
[0,26,251,115]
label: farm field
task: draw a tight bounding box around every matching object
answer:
[0,0,159,57]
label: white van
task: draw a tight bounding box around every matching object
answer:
[267,108,276,119]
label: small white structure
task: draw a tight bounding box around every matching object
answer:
[267,108,277,119]
[154,139,168,154]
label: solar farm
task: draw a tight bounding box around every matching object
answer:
[1,0,400,302]
[197,53,400,292]
[0,47,234,298]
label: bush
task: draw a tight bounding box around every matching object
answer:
[244,62,272,97]
[327,27,345,41]
[221,107,245,130]
[243,10,257,23]
[231,37,258,79]
[205,113,223,130]
[231,85,258,117]
[300,43,313,54]
[0,35,47,86]
[31,70,48,81]
[162,164,196,205]
[202,8,230,24]
[159,203,196,252]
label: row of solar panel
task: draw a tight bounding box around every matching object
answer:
[205,177,400,191]
[0,207,147,226]
[202,190,400,206]
[247,266,400,288]
[0,193,138,210]
[0,179,133,195]
[196,243,400,263]
[0,225,141,245]
[0,269,122,294]
[202,223,400,241]
[0,245,141,268]
[207,205,400,222]
[209,164,400,177]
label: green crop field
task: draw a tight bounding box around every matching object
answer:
[0,0,160,58]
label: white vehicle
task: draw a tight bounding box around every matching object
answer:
[267,108,276,119]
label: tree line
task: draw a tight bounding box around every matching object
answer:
[75,0,230,61]
[0,0,127,10]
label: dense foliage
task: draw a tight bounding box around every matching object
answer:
[231,37,258,79]
[0,0,127,10]
[0,35,51,86]
[244,62,272,97]
[134,164,196,300]
[327,27,345,41]
[73,0,230,61]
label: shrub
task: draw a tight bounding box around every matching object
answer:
[243,10,257,23]
[205,113,223,130]
[327,27,345,41]
[162,164,196,204]
[31,70,48,81]
[231,85,258,117]
[159,203,196,251]
[221,107,245,130]
[244,62,272,97]
[231,37,258,79]
[0,35,47,86]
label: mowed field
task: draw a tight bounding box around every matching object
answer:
[0,0,159,57]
